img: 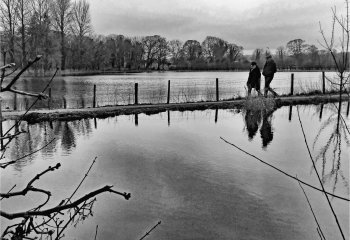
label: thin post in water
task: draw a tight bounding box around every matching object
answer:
[215,108,218,123]
[135,83,138,105]
[93,84,97,108]
[288,105,292,121]
[167,110,170,126]
[216,78,219,101]
[290,73,294,95]
[135,113,138,126]
[319,104,324,120]
[322,71,325,94]
[167,80,170,104]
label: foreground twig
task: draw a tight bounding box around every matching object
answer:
[296,175,327,240]
[139,221,161,240]
[0,138,56,169]
[219,137,349,202]
[0,185,131,220]
[297,106,345,240]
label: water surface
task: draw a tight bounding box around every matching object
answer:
[1,103,349,240]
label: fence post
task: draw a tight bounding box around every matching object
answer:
[93,84,97,108]
[322,71,326,94]
[13,87,17,110]
[135,83,138,105]
[216,78,219,101]
[48,88,51,110]
[290,73,294,95]
[167,80,170,104]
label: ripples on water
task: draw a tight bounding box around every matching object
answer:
[1,103,349,239]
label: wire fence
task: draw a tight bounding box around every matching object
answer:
[1,71,348,111]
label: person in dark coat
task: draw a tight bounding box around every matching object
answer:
[262,53,278,97]
[247,61,262,97]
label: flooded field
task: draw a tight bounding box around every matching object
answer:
[1,103,349,240]
[1,71,337,110]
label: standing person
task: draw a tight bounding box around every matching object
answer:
[262,52,278,97]
[247,61,262,97]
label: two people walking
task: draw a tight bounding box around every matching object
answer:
[247,52,278,97]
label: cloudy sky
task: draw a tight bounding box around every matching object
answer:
[89,0,345,52]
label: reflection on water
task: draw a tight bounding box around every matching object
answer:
[1,104,349,239]
[244,108,275,148]
[312,103,350,195]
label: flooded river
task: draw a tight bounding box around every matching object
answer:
[1,71,336,110]
[1,103,349,239]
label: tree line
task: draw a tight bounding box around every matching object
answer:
[253,39,341,70]
[0,0,245,72]
[0,0,342,72]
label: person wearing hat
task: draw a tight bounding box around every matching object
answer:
[262,52,278,97]
[247,61,262,97]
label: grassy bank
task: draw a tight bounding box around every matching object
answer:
[2,94,348,123]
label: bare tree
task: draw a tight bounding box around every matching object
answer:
[0,0,16,63]
[168,39,183,65]
[14,0,31,67]
[71,0,92,69]
[142,35,162,69]
[319,0,350,130]
[50,0,72,70]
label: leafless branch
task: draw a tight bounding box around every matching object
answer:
[0,163,61,198]
[3,55,42,90]
[0,185,131,220]
[219,137,349,202]
[296,175,327,240]
[296,106,345,240]
[0,138,56,169]
[139,221,161,240]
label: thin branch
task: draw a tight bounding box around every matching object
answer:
[3,68,58,137]
[0,184,16,200]
[296,175,327,240]
[67,157,97,201]
[296,106,345,240]
[139,221,162,240]
[0,138,56,169]
[0,130,26,140]
[3,55,41,91]
[94,225,98,240]
[4,87,48,99]
[219,137,349,202]
[0,163,60,198]
[0,185,131,220]
[0,63,16,71]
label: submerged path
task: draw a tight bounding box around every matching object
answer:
[2,94,348,123]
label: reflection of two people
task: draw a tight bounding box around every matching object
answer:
[244,108,274,148]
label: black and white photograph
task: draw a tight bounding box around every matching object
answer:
[0,0,349,239]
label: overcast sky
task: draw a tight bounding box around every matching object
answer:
[89,0,345,52]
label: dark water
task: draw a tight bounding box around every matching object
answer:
[1,71,333,110]
[1,103,349,240]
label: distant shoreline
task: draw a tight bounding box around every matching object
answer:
[17,69,340,78]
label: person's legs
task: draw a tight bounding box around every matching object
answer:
[247,83,252,97]
[264,76,272,97]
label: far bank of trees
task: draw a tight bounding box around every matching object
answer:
[0,0,245,72]
[1,0,346,72]
[253,39,344,70]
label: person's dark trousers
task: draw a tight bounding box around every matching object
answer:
[264,75,278,97]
